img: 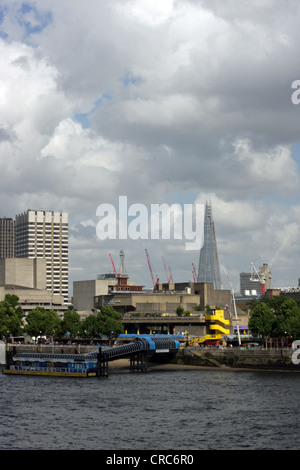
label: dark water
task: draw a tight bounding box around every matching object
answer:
[1,367,300,450]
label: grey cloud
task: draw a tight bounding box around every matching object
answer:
[1,0,300,291]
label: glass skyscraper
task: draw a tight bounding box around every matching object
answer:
[198,200,222,290]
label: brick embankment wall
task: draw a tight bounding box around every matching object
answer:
[171,348,300,371]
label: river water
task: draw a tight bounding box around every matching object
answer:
[1,366,299,451]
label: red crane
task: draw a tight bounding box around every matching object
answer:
[168,266,174,284]
[109,253,118,279]
[162,256,170,283]
[161,257,174,283]
[145,249,159,289]
[192,263,198,282]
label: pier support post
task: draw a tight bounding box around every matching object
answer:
[130,352,148,372]
[96,351,109,377]
[5,350,13,370]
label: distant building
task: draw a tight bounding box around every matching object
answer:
[0,257,46,290]
[198,200,222,290]
[73,276,142,316]
[0,258,67,316]
[0,217,15,258]
[15,210,68,304]
[240,263,272,296]
[240,272,260,296]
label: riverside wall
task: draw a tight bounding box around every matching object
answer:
[3,343,300,371]
[170,348,300,371]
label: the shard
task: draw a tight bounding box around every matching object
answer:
[198,200,222,290]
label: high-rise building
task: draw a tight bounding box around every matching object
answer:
[0,217,15,258]
[15,210,68,303]
[198,200,222,290]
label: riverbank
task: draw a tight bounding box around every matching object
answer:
[168,348,300,372]
[3,343,300,373]
[108,349,300,374]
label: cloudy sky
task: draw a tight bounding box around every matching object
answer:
[1,0,300,295]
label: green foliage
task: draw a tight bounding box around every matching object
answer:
[248,302,275,338]
[97,306,123,336]
[248,295,300,339]
[81,306,123,343]
[24,307,61,340]
[59,310,82,339]
[176,306,184,316]
[183,310,191,317]
[0,294,24,340]
[0,297,124,343]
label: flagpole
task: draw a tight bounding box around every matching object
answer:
[224,268,241,347]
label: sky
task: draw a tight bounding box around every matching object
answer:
[1,0,300,296]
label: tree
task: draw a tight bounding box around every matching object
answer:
[248,296,300,340]
[59,310,82,340]
[176,306,184,316]
[97,306,123,338]
[24,307,61,341]
[0,295,24,341]
[82,314,100,344]
[248,302,275,338]
[82,306,123,343]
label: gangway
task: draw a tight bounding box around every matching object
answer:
[3,335,181,377]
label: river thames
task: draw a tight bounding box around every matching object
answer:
[1,365,299,450]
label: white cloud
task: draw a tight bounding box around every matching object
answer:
[0,1,300,293]
[130,0,174,25]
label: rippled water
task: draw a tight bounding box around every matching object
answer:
[1,367,300,450]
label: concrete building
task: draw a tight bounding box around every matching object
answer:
[73,268,239,337]
[73,276,140,317]
[0,258,47,290]
[0,217,15,258]
[74,275,231,318]
[15,210,68,304]
[0,258,67,316]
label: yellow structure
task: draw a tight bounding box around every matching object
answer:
[2,369,95,378]
[189,310,230,345]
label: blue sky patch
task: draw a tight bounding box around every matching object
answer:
[0,5,8,39]
[74,94,112,129]
[291,142,300,171]
[17,3,52,36]
[122,72,143,87]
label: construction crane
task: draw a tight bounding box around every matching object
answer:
[168,266,174,283]
[250,262,266,294]
[145,249,159,290]
[250,232,294,294]
[268,232,294,268]
[162,256,170,283]
[162,256,173,284]
[192,263,198,283]
[118,249,127,276]
[109,253,118,279]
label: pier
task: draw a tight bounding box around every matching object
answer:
[2,335,181,377]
